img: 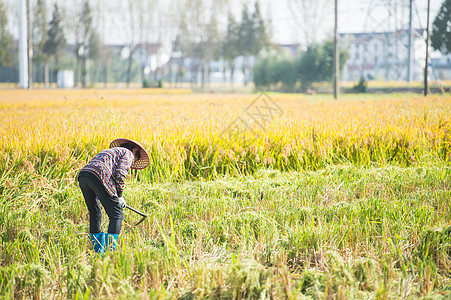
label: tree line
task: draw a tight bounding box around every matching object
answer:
[0,0,270,88]
[0,0,92,87]
[0,0,450,89]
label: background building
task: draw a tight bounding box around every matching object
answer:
[340,29,426,82]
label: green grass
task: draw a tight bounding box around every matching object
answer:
[1,163,450,298]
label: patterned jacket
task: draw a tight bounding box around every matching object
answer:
[80,147,134,199]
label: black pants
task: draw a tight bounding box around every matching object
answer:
[78,171,124,234]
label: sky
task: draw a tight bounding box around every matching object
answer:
[6,0,444,46]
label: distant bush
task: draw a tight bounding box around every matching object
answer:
[351,77,368,93]
[142,79,163,88]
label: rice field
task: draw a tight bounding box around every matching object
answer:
[0,89,450,299]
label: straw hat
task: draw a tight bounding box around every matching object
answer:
[109,138,150,169]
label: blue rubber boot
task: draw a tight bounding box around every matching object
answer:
[90,232,105,254]
[105,233,119,252]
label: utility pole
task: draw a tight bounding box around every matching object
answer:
[424,0,430,96]
[19,0,29,88]
[407,0,413,82]
[333,0,339,99]
[27,0,32,88]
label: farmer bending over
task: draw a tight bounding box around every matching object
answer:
[78,138,149,254]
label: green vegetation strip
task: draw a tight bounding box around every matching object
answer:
[1,164,450,298]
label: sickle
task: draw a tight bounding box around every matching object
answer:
[125,204,147,228]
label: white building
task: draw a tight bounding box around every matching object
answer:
[339,29,426,81]
[430,54,451,80]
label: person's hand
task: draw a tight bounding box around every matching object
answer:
[118,197,127,208]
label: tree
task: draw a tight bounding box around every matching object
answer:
[87,30,101,85]
[222,12,239,85]
[74,1,100,87]
[202,13,221,88]
[135,0,161,87]
[237,2,271,85]
[92,0,113,88]
[253,40,348,92]
[0,1,12,80]
[296,45,322,89]
[252,55,271,87]
[223,12,239,86]
[431,0,451,54]
[172,0,229,88]
[253,53,296,90]
[288,0,330,47]
[43,3,66,87]
[203,0,229,87]
[32,0,48,83]
[99,44,112,88]
[238,4,253,85]
[123,0,156,87]
[248,1,270,84]
[176,0,207,87]
[251,2,270,55]
[272,57,296,90]
[172,34,185,86]
[296,40,348,90]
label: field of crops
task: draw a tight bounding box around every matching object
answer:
[1,89,450,298]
